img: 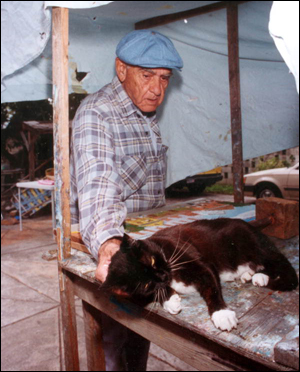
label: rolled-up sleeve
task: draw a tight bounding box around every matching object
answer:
[72,107,126,260]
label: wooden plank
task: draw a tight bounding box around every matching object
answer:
[22,121,54,133]
[58,265,80,370]
[227,2,244,204]
[28,132,38,181]
[52,7,71,261]
[234,292,299,366]
[52,7,79,371]
[71,240,90,254]
[68,271,293,371]
[71,232,90,254]
[70,274,276,371]
[82,301,106,371]
[135,1,250,30]
[275,338,299,371]
[60,233,299,372]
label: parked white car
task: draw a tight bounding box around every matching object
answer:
[244,163,299,200]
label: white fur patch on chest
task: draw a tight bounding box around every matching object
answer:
[219,264,256,283]
[170,280,197,294]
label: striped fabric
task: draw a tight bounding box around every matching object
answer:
[70,76,168,260]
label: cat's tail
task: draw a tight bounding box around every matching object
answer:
[253,229,298,291]
[248,217,274,230]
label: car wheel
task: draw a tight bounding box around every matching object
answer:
[256,183,282,199]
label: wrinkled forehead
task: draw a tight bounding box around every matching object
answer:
[128,65,173,78]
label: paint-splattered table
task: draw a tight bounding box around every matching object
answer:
[60,198,299,371]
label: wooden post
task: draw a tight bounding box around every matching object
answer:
[28,132,38,180]
[52,7,79,370]
[52,7,71,259]
[82,301,106,371]
[227,2,244,204]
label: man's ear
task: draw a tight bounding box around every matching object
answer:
[115,57,128,83]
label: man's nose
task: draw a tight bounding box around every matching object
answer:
[150,77,162,96]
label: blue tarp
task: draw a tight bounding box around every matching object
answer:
[1,1,299,186]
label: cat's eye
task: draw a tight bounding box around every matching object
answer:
[151,256,155,267]
[145,283,149,290]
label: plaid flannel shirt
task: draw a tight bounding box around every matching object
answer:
[70,76,168,260]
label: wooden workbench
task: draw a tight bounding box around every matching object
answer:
[22,121,71,180]
[59,199,299,371]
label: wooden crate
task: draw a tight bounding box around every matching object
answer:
[256,197,299,239]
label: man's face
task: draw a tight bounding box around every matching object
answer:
[116,58,172,113]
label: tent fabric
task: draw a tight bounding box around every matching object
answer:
[1,1,299,187]
[1,1,51,94]
[156,1,299,185]
[45,1,113,9]
[269,1,299,93]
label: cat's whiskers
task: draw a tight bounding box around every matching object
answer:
[146,303,156,317]
[168,227,183,263]
[162,288,168,304]
[145,291,159,317]
[169,257,201,273]
[170,257,200,269]
[170,267,184,272]
[156,289,160,306]
[133,282,141,294]
[168,239,190,265]
[168,241,192,267]
[158,288,163,306]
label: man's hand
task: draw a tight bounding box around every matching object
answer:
[95,238,122,283]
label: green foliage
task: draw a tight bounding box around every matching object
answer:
[256,156,290,171]
[206,184,234,195]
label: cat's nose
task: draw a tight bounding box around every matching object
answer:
[157,272,168,282]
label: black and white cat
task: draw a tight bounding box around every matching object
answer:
[103,218,298,331]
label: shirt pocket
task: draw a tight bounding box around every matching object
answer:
[120,154,147,192]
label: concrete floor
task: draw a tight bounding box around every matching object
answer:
[1,192,255,371]
[1,215,200,371]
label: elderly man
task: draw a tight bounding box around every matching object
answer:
[70,29,183,371]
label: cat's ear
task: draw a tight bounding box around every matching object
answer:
[121,234,137,253]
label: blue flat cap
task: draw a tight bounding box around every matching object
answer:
[116,30,183,71]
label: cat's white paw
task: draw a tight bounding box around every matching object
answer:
[252,273,269,287]
[211,309,238,331]
[240,271,253,283]
[163,294,182,315]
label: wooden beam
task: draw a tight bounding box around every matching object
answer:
[52,7,71,260]
[52,7,80,371]
[227,2,244,204]
[28,132,38,181]
[82,301,106,371]
[135,1,250,30]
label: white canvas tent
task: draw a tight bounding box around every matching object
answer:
[1,1,299,189]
